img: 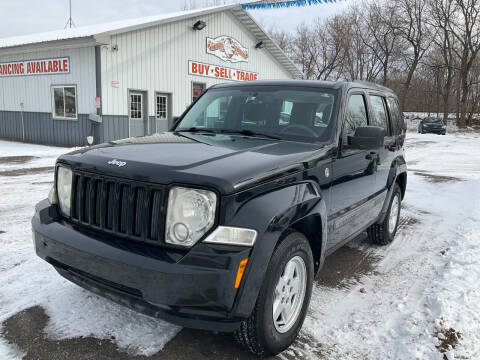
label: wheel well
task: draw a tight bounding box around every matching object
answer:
[396,172,407,199]
[289,215,322,273]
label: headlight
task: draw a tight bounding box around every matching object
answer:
[203,226,257,247]
[165,187,217,247]
[57,165,73,216]
[48,186,58,205]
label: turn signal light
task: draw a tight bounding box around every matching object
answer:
[235,258,249,289]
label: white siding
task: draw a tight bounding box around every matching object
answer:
[101,10,292,117]
[0,47,96,114]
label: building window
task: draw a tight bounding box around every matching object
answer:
[130,93,143,119]
[192,82,206,103]
[52,86,77,119]
[156,95,168,119]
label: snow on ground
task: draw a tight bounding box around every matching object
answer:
[291,132,480,360]
[0,133,480,359]
[0,141,180,359]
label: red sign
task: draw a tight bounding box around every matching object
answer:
[189,60,258,82]
[0,57,70,77]
[94,97,101,109]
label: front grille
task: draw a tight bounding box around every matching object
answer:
[69,171,167,245]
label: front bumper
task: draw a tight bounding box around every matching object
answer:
[32,199,251,332]
[423,127,446,134]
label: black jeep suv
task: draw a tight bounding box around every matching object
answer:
[33,80,407,356]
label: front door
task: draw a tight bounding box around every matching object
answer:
[328,91,379,250]
[129,91,147,137]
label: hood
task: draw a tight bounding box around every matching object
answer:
[59,132,326,194]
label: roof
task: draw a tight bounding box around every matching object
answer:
[0,4,302,78]
[212,79,398,94]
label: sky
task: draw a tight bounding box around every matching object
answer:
[0,0,351,39]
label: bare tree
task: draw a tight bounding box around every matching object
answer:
[428,0,457,123]
[448,0,480,127]
[363,0,403,85]
[391,0,431,108]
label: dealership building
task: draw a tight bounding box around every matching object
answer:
[0,4,301,146]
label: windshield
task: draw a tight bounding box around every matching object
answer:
[424,117,442,123]
[175,86,339,143]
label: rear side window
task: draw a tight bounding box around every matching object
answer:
[386,97,404,135]
[369,95,390,134]
[344,94,368,138]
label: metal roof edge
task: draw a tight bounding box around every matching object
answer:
[230,7,303,79]
[102,4,241,37]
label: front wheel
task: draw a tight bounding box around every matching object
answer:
[367,183,402,245]
[233,231,314,356]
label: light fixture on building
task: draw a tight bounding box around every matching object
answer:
[255,41,264,49]
[193,20,207,31]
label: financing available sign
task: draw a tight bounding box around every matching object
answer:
[189,60,258,82]
[0,57,70,77]
[207,36,249,63]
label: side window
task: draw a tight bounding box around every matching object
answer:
[369,95,390,134]
[129,93,143,120]
[52,85,77,120]
[344,94,368,145]
[192,82,206,103]
[156,95,167,120]
[386,97,403,135]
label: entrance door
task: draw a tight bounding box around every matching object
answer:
[129,91,147,137]
[155,93,172,131]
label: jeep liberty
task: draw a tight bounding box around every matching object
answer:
[33,80,407,356]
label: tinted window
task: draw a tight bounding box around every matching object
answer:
[369,95,389,133]
[386,97,403,134]
[344,94,368,145]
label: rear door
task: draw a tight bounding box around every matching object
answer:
[367,93,395,195]
[328,91,378,249]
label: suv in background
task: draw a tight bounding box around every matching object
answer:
[33,80,407,356]
[418,117,446,134]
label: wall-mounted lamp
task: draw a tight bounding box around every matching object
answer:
[193,20,207,31]
[255,41,264,49]
[112,44,119,51]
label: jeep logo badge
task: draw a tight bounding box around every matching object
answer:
[108,159,127,167]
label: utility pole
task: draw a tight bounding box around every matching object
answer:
[64,0,75,29]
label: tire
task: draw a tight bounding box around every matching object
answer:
[233,231,314,356]
[367,183,402,245]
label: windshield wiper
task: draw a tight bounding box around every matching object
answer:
[176,127,219,134]
[220,129,281,140]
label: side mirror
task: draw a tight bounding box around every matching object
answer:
[350,126,385,149]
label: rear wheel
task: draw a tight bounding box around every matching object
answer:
[367,183,402,245]
[233,231,314,356]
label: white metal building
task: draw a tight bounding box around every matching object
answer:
[0,4,301,146]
